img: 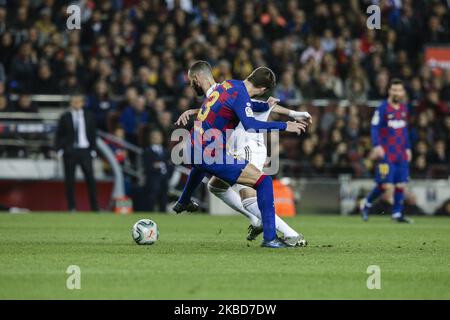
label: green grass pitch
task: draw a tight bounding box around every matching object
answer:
[0,213,449,299]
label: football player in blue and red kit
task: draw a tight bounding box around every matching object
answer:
[361,79,413,223]
[172,61,308,247]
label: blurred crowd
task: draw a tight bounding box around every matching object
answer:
[0,0,449,178]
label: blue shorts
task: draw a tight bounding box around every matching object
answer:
[375,161,409,184]
[190,145,249,185]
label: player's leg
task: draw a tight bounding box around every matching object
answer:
[362,161,393,221]
[392,162,413,223]
[236,163,281,245]
[199,156,289,247]
[239,187,300,239]
[173,166,205,213]
[392,183,406,219]
[207,177,261,227]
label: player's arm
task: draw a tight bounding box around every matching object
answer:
[175,108,200,126]
[370,104,386,160]
[250,99,271,112]
[272,105,312,124]
[233,94,306,134]
[257,96,312,124]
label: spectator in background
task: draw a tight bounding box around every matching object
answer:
[369,70,390,100]
[300,36,323,65]
[143,129,170,212]
[0,94,8,112]
[32,63,59,94]
[417,90,449,116]
[296,68,315,100]
[274,71,301,103]
[441,71,450,101]
[345,67,369,104]
[427,140,449,165]
[15,93,38,113]
[412,154,428,178]
[108,126,128,167]
[119,95,149,144]
[10,41,37,92]
[86,80,116,132]
[34,8,57,43]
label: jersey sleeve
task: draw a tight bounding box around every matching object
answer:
[250,99,270,113]
[232,91,287,132]
[371,104,385,147]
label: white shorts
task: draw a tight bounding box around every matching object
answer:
[232,143,267,193]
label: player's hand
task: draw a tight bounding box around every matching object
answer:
[290,111,312,124]
[286,121,307,135]
[175,110,194,126]
[406,149,412,162]
[371,146,385,160]
[266,96,280,108]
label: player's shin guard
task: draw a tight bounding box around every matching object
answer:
[366,184,384,207]
[392,187,405,218]
[254,175,276,242]
[178,167,206,204]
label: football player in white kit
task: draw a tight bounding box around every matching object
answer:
[176,77,311,246]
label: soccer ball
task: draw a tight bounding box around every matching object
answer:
[132,219,159,245]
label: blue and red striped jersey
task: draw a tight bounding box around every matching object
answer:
[191,80,286,152]
[371,100,411,163]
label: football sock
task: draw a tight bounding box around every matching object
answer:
[392,187,405,218]
[242,197,298,237]
[208,184,261,227]
[366,185,383,206]
[254,175,277,241]
[178,167,206,205]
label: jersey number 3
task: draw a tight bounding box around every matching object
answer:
[198,91,220,121]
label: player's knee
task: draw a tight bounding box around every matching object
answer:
[240,187,256,200]
[207,179,228,194]
[395,184,406,192]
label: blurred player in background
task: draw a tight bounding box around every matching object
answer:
[176,70,311,246]
[361,79,412,223]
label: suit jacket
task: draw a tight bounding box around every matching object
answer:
[55,109,97,153]
[143,145,171,178]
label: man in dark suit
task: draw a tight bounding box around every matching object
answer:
[55,93,99,211]
[143,129,171,212]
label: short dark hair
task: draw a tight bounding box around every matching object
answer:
[389,78,404,88]
[188,60,212,76]
[246,67,276,91]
